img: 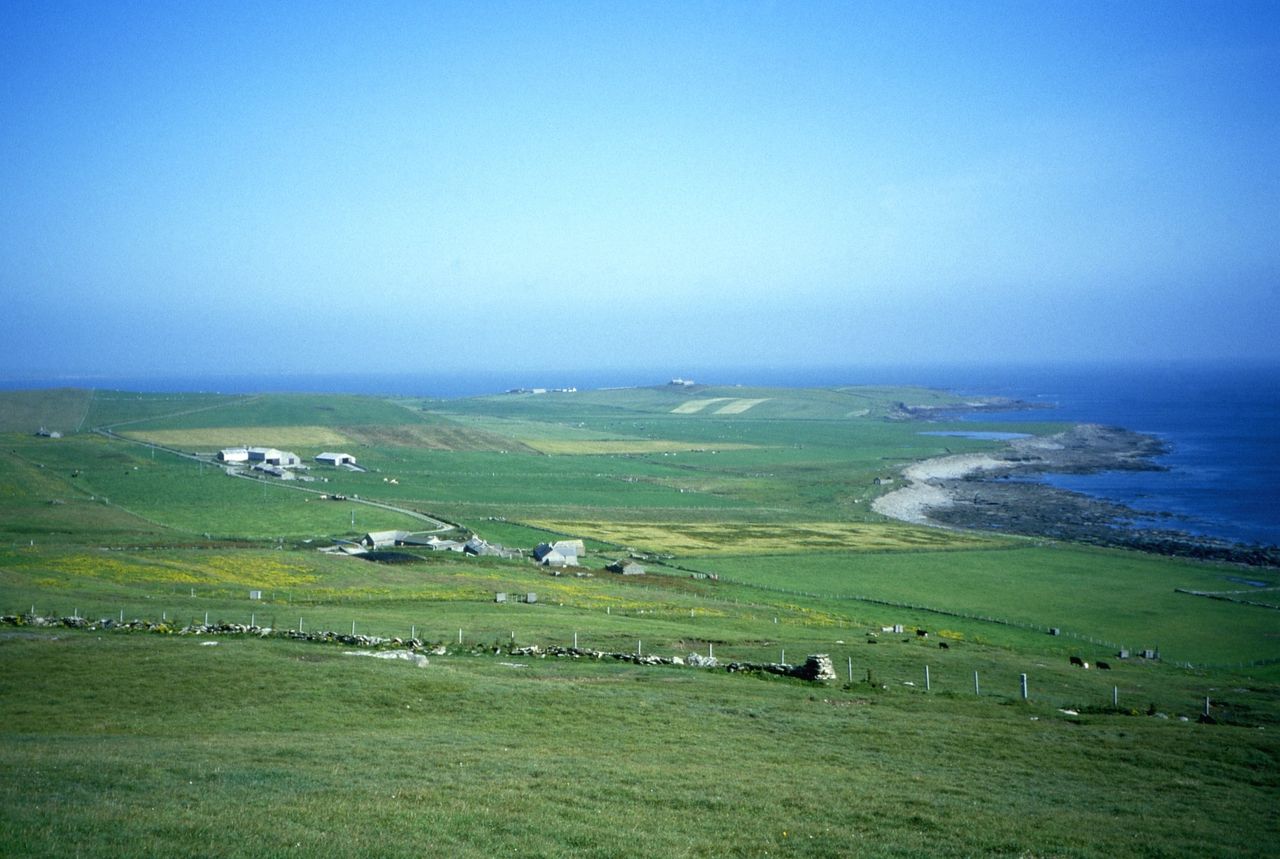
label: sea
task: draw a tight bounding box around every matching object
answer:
[5,361,1278,548]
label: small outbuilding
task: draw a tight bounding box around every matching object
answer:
[218,447,250,463]
[608,560,645,576]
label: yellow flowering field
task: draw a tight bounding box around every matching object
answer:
[526,520,994,555]
[7,550,319,587]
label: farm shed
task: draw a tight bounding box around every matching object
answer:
[315,452,356,467]
[362,530,411,549]
[218,447,250,463]
[607,560,645,575]
[248,448,302,467]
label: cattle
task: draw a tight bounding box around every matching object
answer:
[938,641,950,650]
[916,629,928,638]
[1096,661,1112,670]
[866,639,877,644]
[1069,656,1088,668]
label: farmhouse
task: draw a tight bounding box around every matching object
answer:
[533,541,583,567]
[315,452,357,467]
[608,560,645,575]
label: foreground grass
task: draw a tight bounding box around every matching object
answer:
[1,633,1276,858]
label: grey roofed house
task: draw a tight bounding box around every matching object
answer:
[607,560,645,575]
[533,543,579,566]
[552,539,586,556]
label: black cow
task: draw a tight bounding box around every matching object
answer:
[1096,661,1112,670]
[916,629,928,638]
[938,641,950,650]
[1069,656,1087,668]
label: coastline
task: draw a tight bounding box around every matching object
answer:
[873,424,1280,567]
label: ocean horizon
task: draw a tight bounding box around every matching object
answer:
[4,360,1277,548]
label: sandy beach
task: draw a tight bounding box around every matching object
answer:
[872,452,1009,524]
[872,425,1158,528]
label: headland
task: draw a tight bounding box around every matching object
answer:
[874,424,1280,567]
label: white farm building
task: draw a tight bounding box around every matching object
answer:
[247,447,301,467]
[315,452,357,467]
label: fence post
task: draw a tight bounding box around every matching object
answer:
[974,671,980,696]
[1113,686,1119,708]
[1020,673,1028,700]
[848,657,853,683]
[925,665,931,691]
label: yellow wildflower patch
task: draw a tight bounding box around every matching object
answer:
[525,520,992,556]
[11,551,319,587]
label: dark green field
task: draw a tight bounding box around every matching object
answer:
[2,385,1277,857]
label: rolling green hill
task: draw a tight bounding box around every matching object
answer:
[1,385,1276,857]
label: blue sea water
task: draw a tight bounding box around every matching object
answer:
[925,363,1280,548]
[5,361,1277,547]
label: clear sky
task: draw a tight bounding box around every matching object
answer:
[2,1,1277,379]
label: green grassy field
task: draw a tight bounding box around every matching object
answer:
[1,385,1277,857]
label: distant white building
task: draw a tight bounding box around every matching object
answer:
[315,452,357,467]
[247,447,301,467]
[218,447,250,463]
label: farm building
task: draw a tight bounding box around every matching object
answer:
[533,540,583,567]
[252,463,294,480]
[607,560,645,575]
[248,447,302,467]
[218,447,250,463]
[394,534,467,552]
[315,452,357,467]
[464,536,520,559]
[362,530,411,549]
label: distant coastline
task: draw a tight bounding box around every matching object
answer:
[874,424,1280,567]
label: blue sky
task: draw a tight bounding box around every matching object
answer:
[2,1,1277,379]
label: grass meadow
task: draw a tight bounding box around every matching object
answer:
[1,385,1277,856]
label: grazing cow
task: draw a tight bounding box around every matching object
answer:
[916,629,929,638]
[866,639,877,644]
[938,641,950,650]
[1069,656,1086,668]
[1096,661,1112,670]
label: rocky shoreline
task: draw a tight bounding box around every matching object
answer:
[874,424,1280,567]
